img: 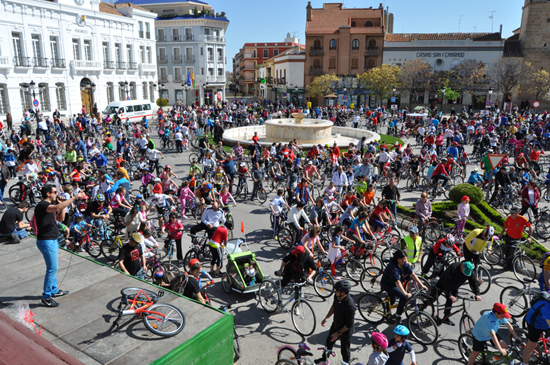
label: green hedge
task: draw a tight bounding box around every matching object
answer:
[449,184,484,204]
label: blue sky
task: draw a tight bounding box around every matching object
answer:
[204,0,523,71]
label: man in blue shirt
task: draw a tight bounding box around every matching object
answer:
[468,303,520,365]
[222,156,237,192]
[380,250,427,323]
[90,152,109,168]
[72,137,88,163]
[523,298,550,365]
[446,142,459,159]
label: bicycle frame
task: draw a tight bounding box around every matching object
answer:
[121,290,156,316]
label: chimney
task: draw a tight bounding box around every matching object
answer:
[306,1,312,21]
[499,24,502,36]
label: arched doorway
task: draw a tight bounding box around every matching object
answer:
[80,78,95,115]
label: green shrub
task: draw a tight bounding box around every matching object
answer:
[156,98,168,108]
[449,184,484,204]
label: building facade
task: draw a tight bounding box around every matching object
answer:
[0,0,158,120]
[115,0,228,106]
[304,2,390,107]
[232,34,301,96]
[383,32,504,110]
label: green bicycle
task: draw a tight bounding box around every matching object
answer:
[100,226,128,261]
[458,333,523,364]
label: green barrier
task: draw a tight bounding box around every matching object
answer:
[151,314,234,365]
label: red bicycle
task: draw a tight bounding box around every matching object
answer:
[65,227,101,259]
[112,288,185,337]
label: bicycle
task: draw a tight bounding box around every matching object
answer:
[111,287,184,337]
[99,227,128,261]
[499,280,540,318]
[158,229,184,267]
[418,295,477,338]
[311,256,335,299]
[509,328,550,364]
[421,251,459,279]
[258,273,317,336]
[506,239,537,283]
[458,332,523,364]
[144,252,181,282]
[65,227,101,259]
[357,288,437,345]
[182,233,211,268]
[276,342,360,365]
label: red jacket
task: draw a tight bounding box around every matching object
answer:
[432,238,461,256]
[521,186,540,208]
[432,163,448,177]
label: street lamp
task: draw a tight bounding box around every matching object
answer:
[123,81,129,99]
[154,82,165,105]
[440,88,446,115]
[22,80,46,111]
[391,86,397,115]
[182,82,191,107]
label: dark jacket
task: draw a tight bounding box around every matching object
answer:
[436,262,480,297]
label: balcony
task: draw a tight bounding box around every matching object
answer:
[184,34,193,41]
[309,65,324,75]
[156,35,166,42]
[0,56,10,69]
[146,32,151,39]
[365,46,380,55]
[14,56,32,68]
[116,62,127,70]
[217,57,224,63]
[128,62,138,70]
[199,34,226,43]
[266,77,273,84]
[157,56,168,64]
[104,61,115,70]
[140,63,157,72]
[208,56,214,62]
[51,58,65,69]
[309,46,324,56]
[172,55,182,63]
[174,74,183,82]
[139,30,144,38]
[184,55,195,63]
[172,35,181,42]
[33,57,48,68]
[159,75,168,82]
[206,75,225,83]
[71,60,102,71]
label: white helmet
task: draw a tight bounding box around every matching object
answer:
[485,226,495,237]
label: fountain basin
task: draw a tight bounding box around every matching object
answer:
[265,118,333,144]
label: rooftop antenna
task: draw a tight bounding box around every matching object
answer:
[489,11,495,32]
[458,15,463,32]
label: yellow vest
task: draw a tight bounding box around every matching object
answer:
[465,228,493,253]
[403,235,422,263]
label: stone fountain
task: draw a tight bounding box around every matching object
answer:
[264,113,333,144]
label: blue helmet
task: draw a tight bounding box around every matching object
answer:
[393,325,410,337]
[154,269,164,278]
[206,183,213,190]
[74,212,83,219]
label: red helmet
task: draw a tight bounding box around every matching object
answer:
[188,258,200,269]
[462,152,468,157]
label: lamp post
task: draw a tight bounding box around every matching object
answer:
[440,88,446,116]
[392,86,396,116]
[22,80,47,111]
[123,81,129,99]
[153,82,165,107]
[488,87,494,111]
[182,82,190,107]
[205,81,210,105]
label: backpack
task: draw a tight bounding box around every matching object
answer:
[529,291,550,327]
[540,251,550,268]
[170,272,189,294]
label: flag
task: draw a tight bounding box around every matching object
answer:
[191,72,195,88]
[187,72,191,86]
[241,221,245,234]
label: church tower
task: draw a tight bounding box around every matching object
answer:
[518,0,550,71]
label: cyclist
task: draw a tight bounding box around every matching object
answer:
[387,325,417,365]
[464,226,495,267]
[468,303,521,365]
[286,201,311,245]
[207,223,231,277]
[500,207,533,270]
[315,280,355,364]
[275,245,316,286]
[421,234,461,277]
[160,212,184,265]
[149,193,176,230]
[522,294,550,365]
[431,158,450,190]
[381,249,428,323]
[400,226,423,266]
[269,189,289,240]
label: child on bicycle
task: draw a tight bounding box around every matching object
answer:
[178,180,195,219]
[327,225,354,279]
[386,325,417,365]
[70,212,91,248]
[368,332,389,365]
[421,234,461,278]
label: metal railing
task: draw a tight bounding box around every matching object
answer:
[104,61,115,69]
[128,62,138,70]
[156,35,166,42]
[34,57,48,67]
[309,46,324,56]
[365,46,380,55]
[185,34,193,41]
[172,55,182,63]
[157,56,168,64]
[139,31,144,38]
[116,62,126,70]
[146,32,150,39]
[51,58,65,68]
[159,75,168,82]
[309,65,324,75]
[174,74,183,82]
[172,36,181,42]
[184,55,195,63]
[14,56,31,67]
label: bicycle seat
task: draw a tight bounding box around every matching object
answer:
[296,347,313,358]
[375,290,388,298]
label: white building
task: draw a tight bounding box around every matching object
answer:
[115,0,229,106]
[0,0,158,120]
[383,32,505,109]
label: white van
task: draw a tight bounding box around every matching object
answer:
[102,100,156,122]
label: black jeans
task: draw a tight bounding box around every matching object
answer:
[190,222,217,239]
[381,285,408,316]
[503,234,519,269]
[432,174,449,188]
[520,204,538,218]
[323,324,353,363]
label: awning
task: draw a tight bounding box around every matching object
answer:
[324,94,337,98]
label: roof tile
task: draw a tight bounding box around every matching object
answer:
[99,2,124,17]
[113,2,151,12]
[385,32,502,42]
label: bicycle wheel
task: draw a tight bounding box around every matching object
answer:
[424,223,441,243]
[513,255,537,283]
[313,271,334,298]
[9,186,21,203]
[258,279,280,313]
[277,227,294,249]
[182,249,198,269]
[166,141,174,151]
[344,257,363,282]
[142,303,185,337]
[499,286,528,318]
[274,360,297,365]
[257,188,267,204]
[458,333,478,362]
[357,293,385,324]
[405,294,435,318]
[407,311,438,345]
[475,265,491,295]
[161,263,181,277]
[188,152,199,163]
[360,266,382,292]
[459,314,475,336]
[120,287,159,300]
[380,247,399,267]
[221,272,231,293]
[277,347,297,361]
[291,300,316,336]
[536,215,550,240]
[405,276,432,298]
[362,253,383,270]
[233,327,241,361]
[100,239,120,261]
[483,242,503,266]
[86,239,102,258]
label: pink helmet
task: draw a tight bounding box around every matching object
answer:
[372,332,388,349]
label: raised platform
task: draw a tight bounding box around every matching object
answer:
[0,240,233,365]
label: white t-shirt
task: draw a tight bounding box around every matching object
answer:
[24,163,39,175]
[270,195,285,214]
[147,149,161,161]
[180,126,189,136]
[175,132,183,141]
[137,138,147,149]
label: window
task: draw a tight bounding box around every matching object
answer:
[146,46,151,63]
[83,40,91,61]
[368,39,377,48]
[20,86,31,110]
[130,82,137,100]
[217,48,223,61]
[351,58,358,68]
[114,43,121,63]
[134,104,142,112]
[434,58,444,71]
[72,39,80,60]
[163,9,175,14]
[365,21,374,27]
[126,44,132,62]
[157,29,165,42]
[329,58,336,68]
[146,23,151,39]
[208,48,213,61]
[106,83,114,103]
[253,50,257,57]
[172,28,179,41]
[218,68,223,76]
[365,57,375,68]
[313,39,321,49]
[352,39,359,49]
[49,36,59,60]
[143,103,151,111]
[142,82,148,100]
[208,67,214,76]
[313,58,321,67]
[31,34,42,61]
[119,84,126,101]
[102,42,109,63]
[55,83,67,110]
[0,84,8,114]
[139,46,145,63]
[149,83,154,102]
[329,39,337,49]
[138,21,143,38]
[263,49,268,58]
[12,33,23,62]
[38,83,50,111]
[200,47,203,56]
[204,28,210,35]
[273,49,279,56]
[201,67,204,75]
[351,21,356,27]
[125,105,133,113]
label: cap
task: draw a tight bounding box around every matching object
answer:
[462,196,470,201]
[474,168,479,172]
[292,245,305,255]
[131,232,144,244]
[493,303,512,318]
[462,261,474,276]
[308,161,313,165]
[510,207,519,213]
[409,226,419,234]
[393,249,406,260]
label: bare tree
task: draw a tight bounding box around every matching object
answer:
[398,59,431,103]
[489,58,531,101]
[452,59,489,99]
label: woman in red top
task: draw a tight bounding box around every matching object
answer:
[520,180,540,217]
[161,212,184,261]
